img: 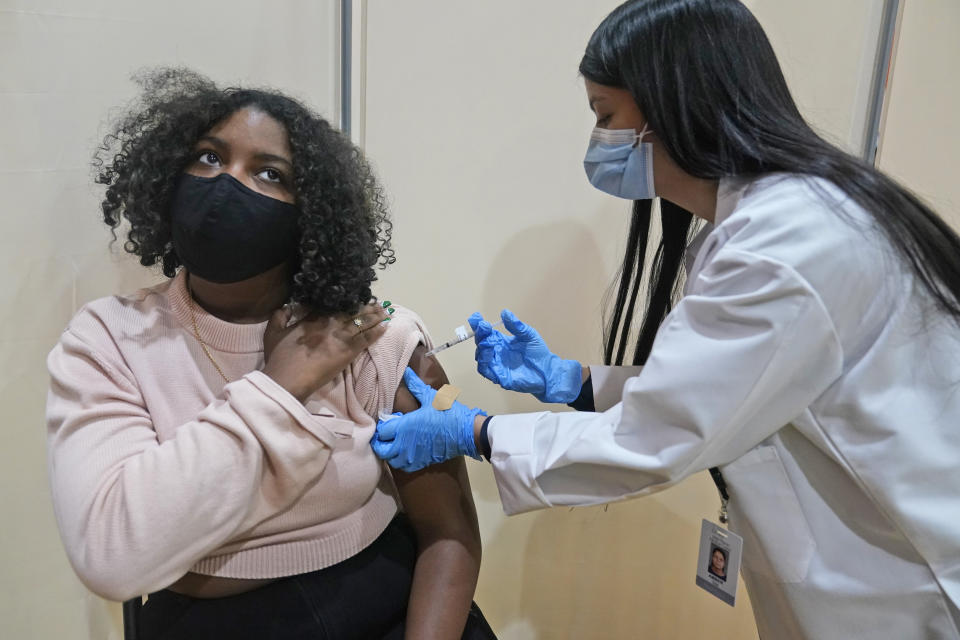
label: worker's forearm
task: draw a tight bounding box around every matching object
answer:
[473,363,590,451]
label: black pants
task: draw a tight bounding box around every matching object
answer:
[140,515,496,639]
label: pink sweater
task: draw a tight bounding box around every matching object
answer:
[46,271,431,601]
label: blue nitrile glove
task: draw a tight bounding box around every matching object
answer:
[371,368,485,473]
[468,309,583,404]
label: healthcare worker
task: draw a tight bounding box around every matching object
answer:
[372,0,960,637]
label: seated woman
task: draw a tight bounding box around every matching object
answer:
[46,68,495,640]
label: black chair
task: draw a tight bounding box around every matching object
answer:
[123,597,142,640]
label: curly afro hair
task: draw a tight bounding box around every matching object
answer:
[94,67,394,315]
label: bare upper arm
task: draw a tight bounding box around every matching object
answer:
[392,343,450,412]
[390,344,479,541]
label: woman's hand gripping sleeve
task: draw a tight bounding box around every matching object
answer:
[46,329,338,601]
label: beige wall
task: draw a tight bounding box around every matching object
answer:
[0,2,339,638]
[4,1,956,639]
[746,0,885,153]
[361,1,884,638]
[878,0,960,229]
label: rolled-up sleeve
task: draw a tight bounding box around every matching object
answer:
[488,249,843,515]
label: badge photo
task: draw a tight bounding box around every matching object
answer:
[695,519,743,607]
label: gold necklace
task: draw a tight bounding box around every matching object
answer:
[186,281,232,384]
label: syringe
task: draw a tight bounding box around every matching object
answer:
[425,320,504,358]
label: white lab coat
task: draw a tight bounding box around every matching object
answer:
[487,174,960,638]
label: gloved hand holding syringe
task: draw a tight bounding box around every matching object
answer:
[425,319,504,358]
[375,309,584,473]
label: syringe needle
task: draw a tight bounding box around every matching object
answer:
[425,320,504,358]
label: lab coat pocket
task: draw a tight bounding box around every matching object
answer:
[722,445,815,583]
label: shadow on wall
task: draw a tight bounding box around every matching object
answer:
[468,220,758,639]
[473,472,758,640]
[515,499,691,639]
[478,218,610,376]
[465,216,610,513]
[470,216,679,638]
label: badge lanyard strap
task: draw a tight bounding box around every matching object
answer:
[708,466,729,524]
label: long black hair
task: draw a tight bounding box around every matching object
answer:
[580,0,960,365]
[94,68,394,316]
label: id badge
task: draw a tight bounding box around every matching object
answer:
[695,519,742,606]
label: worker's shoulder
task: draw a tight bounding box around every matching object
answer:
[709,174,904,346]
[717,173,889,270]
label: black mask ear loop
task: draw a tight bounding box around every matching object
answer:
[280,243,304,327]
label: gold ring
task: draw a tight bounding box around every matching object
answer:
[353,317,364,329]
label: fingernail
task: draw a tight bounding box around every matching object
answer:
[381,317,392,323]
[388,307,395,314]
[382,300,392,307]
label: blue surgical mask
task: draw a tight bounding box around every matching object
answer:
[583,125,655,200]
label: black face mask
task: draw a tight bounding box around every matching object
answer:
[170,173,300,284]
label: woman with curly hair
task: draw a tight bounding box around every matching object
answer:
[45,68,495,640]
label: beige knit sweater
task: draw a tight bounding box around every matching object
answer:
[46,270,430,601]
